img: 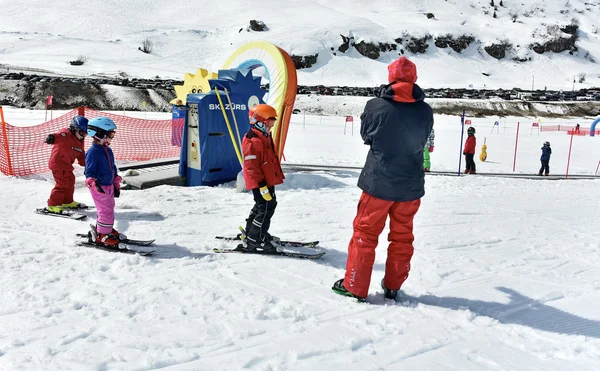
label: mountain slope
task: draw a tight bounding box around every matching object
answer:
[0,0,599,89]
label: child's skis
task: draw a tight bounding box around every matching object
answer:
[214,227,325,259]
[76,225,155,256]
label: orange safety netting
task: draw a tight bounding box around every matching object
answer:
[0,107,184,176]
[540,125,577,132]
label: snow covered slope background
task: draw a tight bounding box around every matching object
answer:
[0,108,599,370]
[1,0,599,90]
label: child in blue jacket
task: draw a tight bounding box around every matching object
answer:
[85,117,122,246]
[538,141,552,176]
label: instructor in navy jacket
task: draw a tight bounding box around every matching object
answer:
[333,56,434,301]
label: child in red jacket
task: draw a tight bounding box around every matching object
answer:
[463,126,477,174]
[45,116,89,213]
[241,104,285,252]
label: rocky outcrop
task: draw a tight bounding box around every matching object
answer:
[405,35,431,54]
[338,35,353,53]
[485,41,512,59]
[337,37,397,59]
[354,41,381,59]
[290,54,319,69]
[249,20,267,31]
[531,36,576,54]
[434,35,476,53]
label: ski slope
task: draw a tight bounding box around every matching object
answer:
[0,108,599,370]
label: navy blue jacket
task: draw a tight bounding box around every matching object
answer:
[85,143,118,186]
[540,146,552,161]
[357,82,434,202]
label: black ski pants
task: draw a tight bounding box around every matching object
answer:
[465,154,476,172]
[245,186,277,243]
[539,160,549,175]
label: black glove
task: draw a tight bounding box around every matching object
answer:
[45,134,55,144]
[114,184,120,198]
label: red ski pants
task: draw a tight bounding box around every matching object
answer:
[344,192,421,298]
[48,170,75,206]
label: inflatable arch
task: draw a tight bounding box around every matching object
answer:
[591,117,600,137]
[221,41,297,159]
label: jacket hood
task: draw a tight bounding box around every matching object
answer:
[377,82,425,103]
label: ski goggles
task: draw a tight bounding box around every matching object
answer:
[106,131,116,139]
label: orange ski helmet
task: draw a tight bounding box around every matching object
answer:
[248,104,277,133]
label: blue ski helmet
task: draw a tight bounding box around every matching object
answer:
[87,117,117,139]
[69,116,88,134]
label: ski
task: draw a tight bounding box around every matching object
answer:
[215,235,320,248]
[76,240,154,256]
[213,244,325,259]
[36,207,87,220]
[76,232,155,246]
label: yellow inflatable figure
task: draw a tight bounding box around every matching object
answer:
[480,143,488,162]
[171,68,218,105]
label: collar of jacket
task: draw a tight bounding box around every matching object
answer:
[377,82,426,103]
[248,127,270,138]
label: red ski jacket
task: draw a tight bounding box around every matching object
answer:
[242,128,284,190]
[463,135,476,155]
[48,128,86,171]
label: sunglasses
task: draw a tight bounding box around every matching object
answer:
[78,129,88,137]
[107,131,116,139]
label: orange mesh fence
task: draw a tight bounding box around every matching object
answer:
[540,125,576,132]
[0,107,184,176]
[567,129,600,136]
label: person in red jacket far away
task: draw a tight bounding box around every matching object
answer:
[463,126,477,174]
[241,104,285,252]
[44,116,89,214]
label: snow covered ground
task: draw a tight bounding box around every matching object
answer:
[1,108,600,370]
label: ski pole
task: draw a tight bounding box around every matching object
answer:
[223,88,243,152]
[214,87,243,165]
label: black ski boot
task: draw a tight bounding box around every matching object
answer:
[243,238,279,253]
[381,279,399,301]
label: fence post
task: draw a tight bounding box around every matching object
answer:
[0,106,14,175]
[458,111,465,176]
[78,106,85,116]
[345,116,353,136]
[513,122,520,172]
[595,160,599,176]
[566,132,574,179]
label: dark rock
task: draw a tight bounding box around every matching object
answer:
[355,41,380,59]
[544,36,576,53]
[435,35,475,53]
[406,35,431,54]
[290,54,319,69]
[560,24,578,36]
[425,13,435,19]
[249,20,267,32]
[531,43,546,54]
[531,35,576,54]
[378,42,397,52]
[484,42,511,59]
[338,35,353,53]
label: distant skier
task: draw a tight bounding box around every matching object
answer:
[332,56,434,301]
[241,104,285,252]
[538,141,551,176]
[423,127,435,172]
[84,117,122,246]
[44,116,88,214]
[463,127,477,174]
